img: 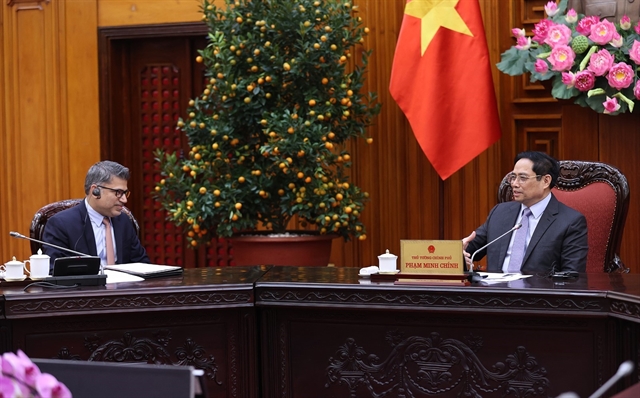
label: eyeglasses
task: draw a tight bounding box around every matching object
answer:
[97,185,131,198]
[507,173,543,184]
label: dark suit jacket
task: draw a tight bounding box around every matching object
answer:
[42,201,150,270]
[466,194,588,274]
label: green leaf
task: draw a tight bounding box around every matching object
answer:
[496,47,531,76]
[550,0,569,23]
[551,77,579,99]
[614,92,635,112]
[584,93,606,113]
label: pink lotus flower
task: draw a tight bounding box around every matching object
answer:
[562,71,576,88]
[544,23,572,47]
[603,97,620,114]
[511,28,525,38]
[574,70,595,92]
[620,15,631,30]
[548,45,576,71]
[629,40,640,64]
[532,19,553,43]
[610,33,623,48]
[607,62,634,89]
[0,377,17,397]
[534,59,549,74]
[516,36,532,50]
[498,4,640,114]
[588,49,614,76]
[565,9,578,24]
[1,350,40,386]
[589,19,617,45]
[576,15,600,36]
[0,350,71,398]
[544,1,559,17]
[35,373,72,398]
[634,80,640,100]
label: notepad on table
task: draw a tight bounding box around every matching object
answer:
[104,270,145,284]
[104,263,183,278]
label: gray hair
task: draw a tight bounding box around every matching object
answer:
[84,161,130,194]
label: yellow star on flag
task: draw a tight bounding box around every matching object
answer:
[405,0,473,55]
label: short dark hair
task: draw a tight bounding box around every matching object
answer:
[84,161,130,194]
[514,151,559,188]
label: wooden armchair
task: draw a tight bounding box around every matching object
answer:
[498,160,630,273]
[29,199,140,254]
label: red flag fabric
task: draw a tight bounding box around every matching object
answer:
[389,0,501,180]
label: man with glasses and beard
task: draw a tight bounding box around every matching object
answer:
[43,161,149,271]
[463,152,588,275]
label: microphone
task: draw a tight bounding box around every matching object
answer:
[587,360,634,398]
[10,231,91,257]
[10,231,106,286]
[469,223,522,272]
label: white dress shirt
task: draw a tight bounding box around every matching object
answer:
[85,199,117,265]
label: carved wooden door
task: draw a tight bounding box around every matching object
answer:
[99,25,233,267]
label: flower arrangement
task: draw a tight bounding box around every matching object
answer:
[497,0,640,115]
[0,350,71,398]
[154,0,380,246]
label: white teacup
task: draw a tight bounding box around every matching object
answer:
[378,249,398,273]
[3,257,28,280]
[26,249,50,279]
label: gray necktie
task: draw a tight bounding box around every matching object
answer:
[508,208,531,273]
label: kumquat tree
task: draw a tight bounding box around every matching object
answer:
[155,0,380,247]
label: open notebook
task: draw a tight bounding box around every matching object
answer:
[104,263,183,278]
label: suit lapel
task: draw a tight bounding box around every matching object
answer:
[497,203,521,267]
[112,215,124,264]
[79,202,98,256]
[522,195,559,265]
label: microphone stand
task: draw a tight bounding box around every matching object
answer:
[9,231,91,257]
[9,231,106,287]
[467,223,522,282]
[587,360,634,398]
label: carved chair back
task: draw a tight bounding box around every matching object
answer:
[29,199,140,254]
[498,161,629,273]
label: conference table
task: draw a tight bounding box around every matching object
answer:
[0,266,639,398]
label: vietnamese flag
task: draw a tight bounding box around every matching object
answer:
[390,0,501,180]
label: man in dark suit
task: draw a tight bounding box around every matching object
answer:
[43,161,149,271]
[463,152,588,275]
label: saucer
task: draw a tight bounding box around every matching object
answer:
[378,270,400,275]
[3,275,27,282]
[29,276,49,281]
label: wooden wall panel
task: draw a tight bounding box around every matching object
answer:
[330,0,506,268]
[328,0,503,268]
[2,0,637,273]
[0,1,5,260]
[599,114,640,273]
[98,0,211,27]
[329,0,439,267]
[444,0,503,246]
[497,0,639,273]
[1,0,65,260]
[560,105,599,161]
[65,0,100,193]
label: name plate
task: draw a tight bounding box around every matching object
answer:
[400,240,464,275]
